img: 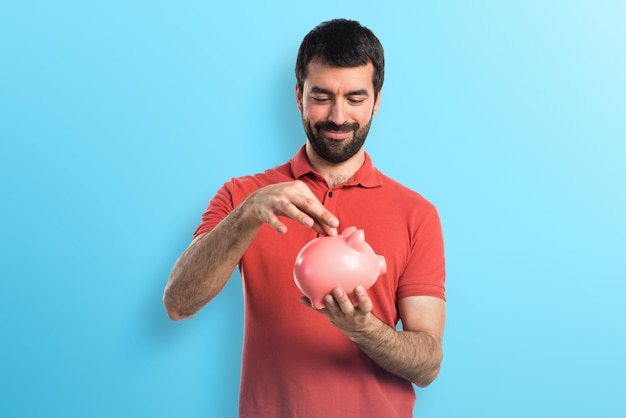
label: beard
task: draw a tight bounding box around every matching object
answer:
[303,117,373,164]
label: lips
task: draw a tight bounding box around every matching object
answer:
[316,123,357,141]
[322,129,351,140]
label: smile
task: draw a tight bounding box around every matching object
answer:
[322,130,352,140]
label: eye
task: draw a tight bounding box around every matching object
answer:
[312,96,330,103]
[347,98,366,105]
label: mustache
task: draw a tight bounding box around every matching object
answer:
[314,121,359,132]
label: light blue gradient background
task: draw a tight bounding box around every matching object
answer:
[1,1,624,417]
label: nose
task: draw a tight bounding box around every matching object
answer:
[328,100,347,125]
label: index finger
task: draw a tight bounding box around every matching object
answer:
[292,181,339,236]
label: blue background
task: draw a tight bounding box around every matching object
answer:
[1,1,625,417]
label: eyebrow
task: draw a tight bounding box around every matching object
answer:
[310,86,370,96]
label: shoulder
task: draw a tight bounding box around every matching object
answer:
[221,160,295,201]
[229,160,294,188]
[377,170,438,213]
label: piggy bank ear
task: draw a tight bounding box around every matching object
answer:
[341,226,358,236]
[345,228,365,252]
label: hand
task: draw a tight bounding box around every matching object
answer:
[247,180,339,236]
[303,288,446,387]
[302,286,377,338]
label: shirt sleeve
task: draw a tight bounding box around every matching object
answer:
[193,180,235,239]
[396,205,446,301]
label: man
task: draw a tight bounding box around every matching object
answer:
[164,19,446,418]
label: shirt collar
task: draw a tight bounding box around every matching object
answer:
[290,145,383,188]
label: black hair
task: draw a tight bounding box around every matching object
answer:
[295,19,385,97]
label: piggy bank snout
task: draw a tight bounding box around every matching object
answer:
[377,255,387,275]
[293,227,386,309]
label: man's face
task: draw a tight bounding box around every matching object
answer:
[296,61,381,164]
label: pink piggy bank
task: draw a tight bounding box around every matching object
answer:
[293,226,387,309]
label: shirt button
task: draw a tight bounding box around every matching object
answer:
[328,191,333,198]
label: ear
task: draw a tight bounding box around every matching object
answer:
[345,228,365,252]
[295,84,303,112]
[372,90,382,116]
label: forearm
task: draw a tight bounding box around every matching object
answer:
[163,198,261,320]
[348,316,443,387]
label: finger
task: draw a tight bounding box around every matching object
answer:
[292,195,338,232]
[264,211,288,234]
[291,182,339,235]
[256,192,311,232]
[311,219,339,237]
[254,181,338,235]
[249,187,292,233]
[353,286,373,313]
[274,199,314,228]
[331,287,355,316]
[323,293,340,314]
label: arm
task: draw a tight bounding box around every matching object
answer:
[163,200,261,321]
[305,288,445,387]
[164,180,339,321]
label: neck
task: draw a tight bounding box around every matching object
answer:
[305,143,365,187]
